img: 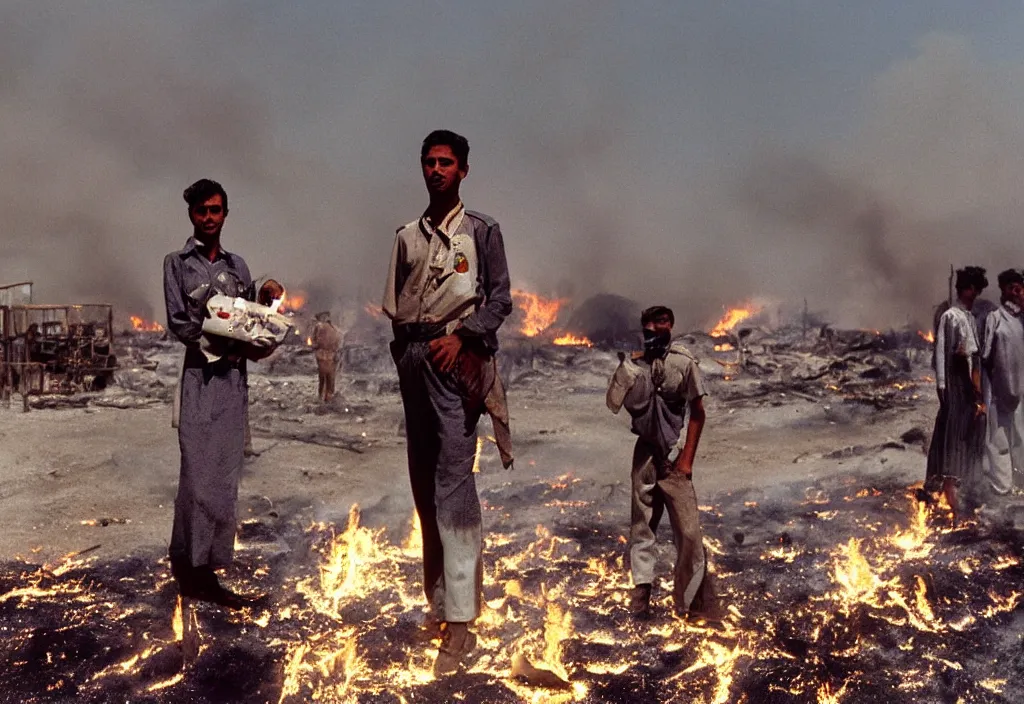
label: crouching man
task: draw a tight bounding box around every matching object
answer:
[606,306,721,620]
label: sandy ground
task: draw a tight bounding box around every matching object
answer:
[0,366,937,565]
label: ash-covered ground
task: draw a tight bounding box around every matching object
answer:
[1,319,1023,703]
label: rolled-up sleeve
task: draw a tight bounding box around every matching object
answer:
[382,234,404,320]
[936,314,949,390]
[458,222,512,338]
[683,361,708,402]
[163,255,202,344]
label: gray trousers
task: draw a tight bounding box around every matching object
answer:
[170,360,247,569]
[983,389,1024,494]
[630,440,719,616]
[394,341,482,623]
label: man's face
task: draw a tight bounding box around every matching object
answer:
[188,193,227,242]
[422,145,467,197]
[1009,282,1024,306]
[643,317,674,337]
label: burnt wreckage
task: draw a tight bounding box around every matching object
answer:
[0,282,118,403]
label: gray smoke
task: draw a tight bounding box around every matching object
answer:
[1,3,1021,331]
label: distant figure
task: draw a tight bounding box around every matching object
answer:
[382,130,513,675]
[606,306,722,622]
[310,312,342,403]
[981,269,1024,495]
[926,266,988,520]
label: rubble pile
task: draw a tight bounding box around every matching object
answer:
[684,324,935,411]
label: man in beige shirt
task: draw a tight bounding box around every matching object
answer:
[607,305,721,621]
[382,130,512,675]
[310,312,342,403]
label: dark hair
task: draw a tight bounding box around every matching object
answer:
[183,179,228,211]
[955,266,988,294]
[997,268,1023,289]
[421,130,470,169]
[640,305,675,326]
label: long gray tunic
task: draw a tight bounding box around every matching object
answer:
[926,303,984,493]
[982,301,1024,493]
[164,237,253,569]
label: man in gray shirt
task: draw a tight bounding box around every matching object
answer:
[981,269,1024,495]
[383,130,512,675]
[163,179,267,609]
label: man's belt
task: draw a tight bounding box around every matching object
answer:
[393,322,449,343]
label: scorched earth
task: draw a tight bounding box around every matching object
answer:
[0,318,1022,704]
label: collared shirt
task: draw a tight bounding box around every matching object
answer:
[607,343,707,456]
[935,302,979,390]
[382,202,482,328]
[163,237,253,346]
[982,300,1024,401]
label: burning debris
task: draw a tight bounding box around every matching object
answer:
[510,290,594,347]
[128,316,165,333]
[1,473,1022,703]
[708,302,764,339]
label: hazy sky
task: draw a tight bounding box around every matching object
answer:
[4,1,1024,328]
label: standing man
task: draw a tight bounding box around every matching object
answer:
[981,269,1024,495]
[311,312,342,403]
[382,130,512,674]
[926,266,988,519]
[606,306,721,621]
[163,178,263,608]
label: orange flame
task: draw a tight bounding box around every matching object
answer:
[919,330,935,343]
[553,333,593,347]
[512,289,565,337]
[279,291,307,313]
[129,315,165,333]
[709,304,761,337]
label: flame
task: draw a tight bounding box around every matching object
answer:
[472,435,484,474]
[713,343,735,352]
[129,315,165,333]
[889,497,933,559]
[919,330,935,343]
[709,303,761,337]
[401,511,423,558]
[831,538,891,612]
[552,333,592,347]
[279,291,307,313]
[512,289,565,337]
[171,596,183,641]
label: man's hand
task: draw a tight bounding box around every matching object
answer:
[672,455,693,479]
[428,334,463,374]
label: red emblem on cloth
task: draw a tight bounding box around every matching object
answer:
[454,253,469,274]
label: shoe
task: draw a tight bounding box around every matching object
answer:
[181,566,263,610]
[682,607,728,628]
[433,622,477,676]
[630,584,652,619]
